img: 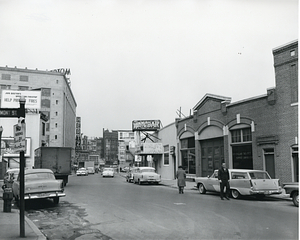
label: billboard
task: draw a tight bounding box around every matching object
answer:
[132,120,161,131]
[1,90,41,109]
[1,137,31,157]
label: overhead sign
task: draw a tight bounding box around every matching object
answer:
[132,120,161,131]
[50,68,71,75]
[0,108,18,117]
[1,90,41,109]
[13,123,26,152]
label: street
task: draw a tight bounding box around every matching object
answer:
[25,173,298,240]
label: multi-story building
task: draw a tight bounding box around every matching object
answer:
[0,66,77,148]
[103,129,118,166]
[118,130,135,169]
[175,40,298,183]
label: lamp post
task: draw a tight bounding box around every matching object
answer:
[18,96,26,238]
[0,126,3,179]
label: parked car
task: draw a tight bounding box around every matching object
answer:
[195,169,282,199]
[87,167,95,174]
[102,168,114,177]
[126,167,138,183]
[133,167,161,185]
[283,183,299,207]
[76,168,88,176]
[2,168,19,189]
[12,168,66,204]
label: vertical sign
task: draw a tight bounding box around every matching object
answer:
[13,123,26,152]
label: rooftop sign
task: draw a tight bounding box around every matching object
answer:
[132,120,161,131]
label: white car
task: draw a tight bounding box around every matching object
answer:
[133,167,161,185]
[76,168,88,176]
[102,168,114,177]
[195,169,282,199]
[87,167,95,174]
[12,168,65,204]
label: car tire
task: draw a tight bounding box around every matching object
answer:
[292,191,299,207]
[198,183,206,194]
[53,197,59,204]
[231,189,240,199]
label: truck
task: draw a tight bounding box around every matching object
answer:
[34,147,73,186]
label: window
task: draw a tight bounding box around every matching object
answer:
[1,74,11,80]
[55,123,58,128]
[1,85,11,89]
[291,50,295,56]
[56,100,58,104]
[18,86,29,90]
[231,128,252,143]
[42,122,46,136]
[41,88,51,97]
[20,75,28,81]
[164,145,169,165]
[55,135,57,140]
[56,112,58,116]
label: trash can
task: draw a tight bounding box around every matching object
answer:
[3,188,13,212]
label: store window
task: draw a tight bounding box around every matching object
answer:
[20,75,28,82]
[181,137,195,174]
[1,74,11,80]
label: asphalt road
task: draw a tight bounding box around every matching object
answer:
[25,173,298,240]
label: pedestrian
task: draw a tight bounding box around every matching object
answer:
[218,162,230,200]
[176,166,186,194]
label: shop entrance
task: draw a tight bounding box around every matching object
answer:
[200,137,224,177]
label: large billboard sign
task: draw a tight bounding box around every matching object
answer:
[142,143,163,154]
[1,90,41,109]
[132,120,161,131]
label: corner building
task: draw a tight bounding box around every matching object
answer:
[176,40,298,183]
[0,66,77,149]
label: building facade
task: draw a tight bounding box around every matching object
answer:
[0,66,77,148]
[176,40,298,183]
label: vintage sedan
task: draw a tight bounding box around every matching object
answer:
[12,168,66,204]
[195,169,282,199]
[76,168,88,176]
[102,168,114,177]
[133,167,161,185]
[283,183,299,207]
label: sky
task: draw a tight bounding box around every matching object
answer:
[0,0,298,137]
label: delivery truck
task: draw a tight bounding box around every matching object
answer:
[34,147,73,186]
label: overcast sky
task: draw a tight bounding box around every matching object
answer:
[0,0,298,137]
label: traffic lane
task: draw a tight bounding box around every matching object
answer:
[65,174,298,240]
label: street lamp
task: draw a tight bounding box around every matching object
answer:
[0,126,3,179]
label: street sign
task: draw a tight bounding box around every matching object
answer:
[13,122,26,152]
[0,108,18,117]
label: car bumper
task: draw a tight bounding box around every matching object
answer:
[141,179,161,183]
[25,192,66,200]
[250,189,282,195]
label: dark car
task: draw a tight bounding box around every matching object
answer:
[283,183,299,207]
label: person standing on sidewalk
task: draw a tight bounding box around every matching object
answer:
[176,166,186,194]
[218,162,230,200]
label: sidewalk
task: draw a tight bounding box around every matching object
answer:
[0,181,46,240]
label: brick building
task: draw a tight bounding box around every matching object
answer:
[176,40,298,183]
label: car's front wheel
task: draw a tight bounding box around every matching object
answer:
[198,183,206,194]
[231,189,240,199]
[292,191,299,207]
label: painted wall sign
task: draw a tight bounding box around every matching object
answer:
[132,120,161,131]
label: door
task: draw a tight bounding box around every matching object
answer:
[264,149,275,179]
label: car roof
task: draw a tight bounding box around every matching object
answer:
[25,168,54,174]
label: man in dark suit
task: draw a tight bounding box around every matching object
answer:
[218,162,230,200]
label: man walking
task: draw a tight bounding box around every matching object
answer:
[176,166,186,194]
[218,162,230,200]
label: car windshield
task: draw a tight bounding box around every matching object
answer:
[249,172,271,179]
[141,169,155,173]
[25,172,56,181]
[79,168,86,171]
[104,168,113,171]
